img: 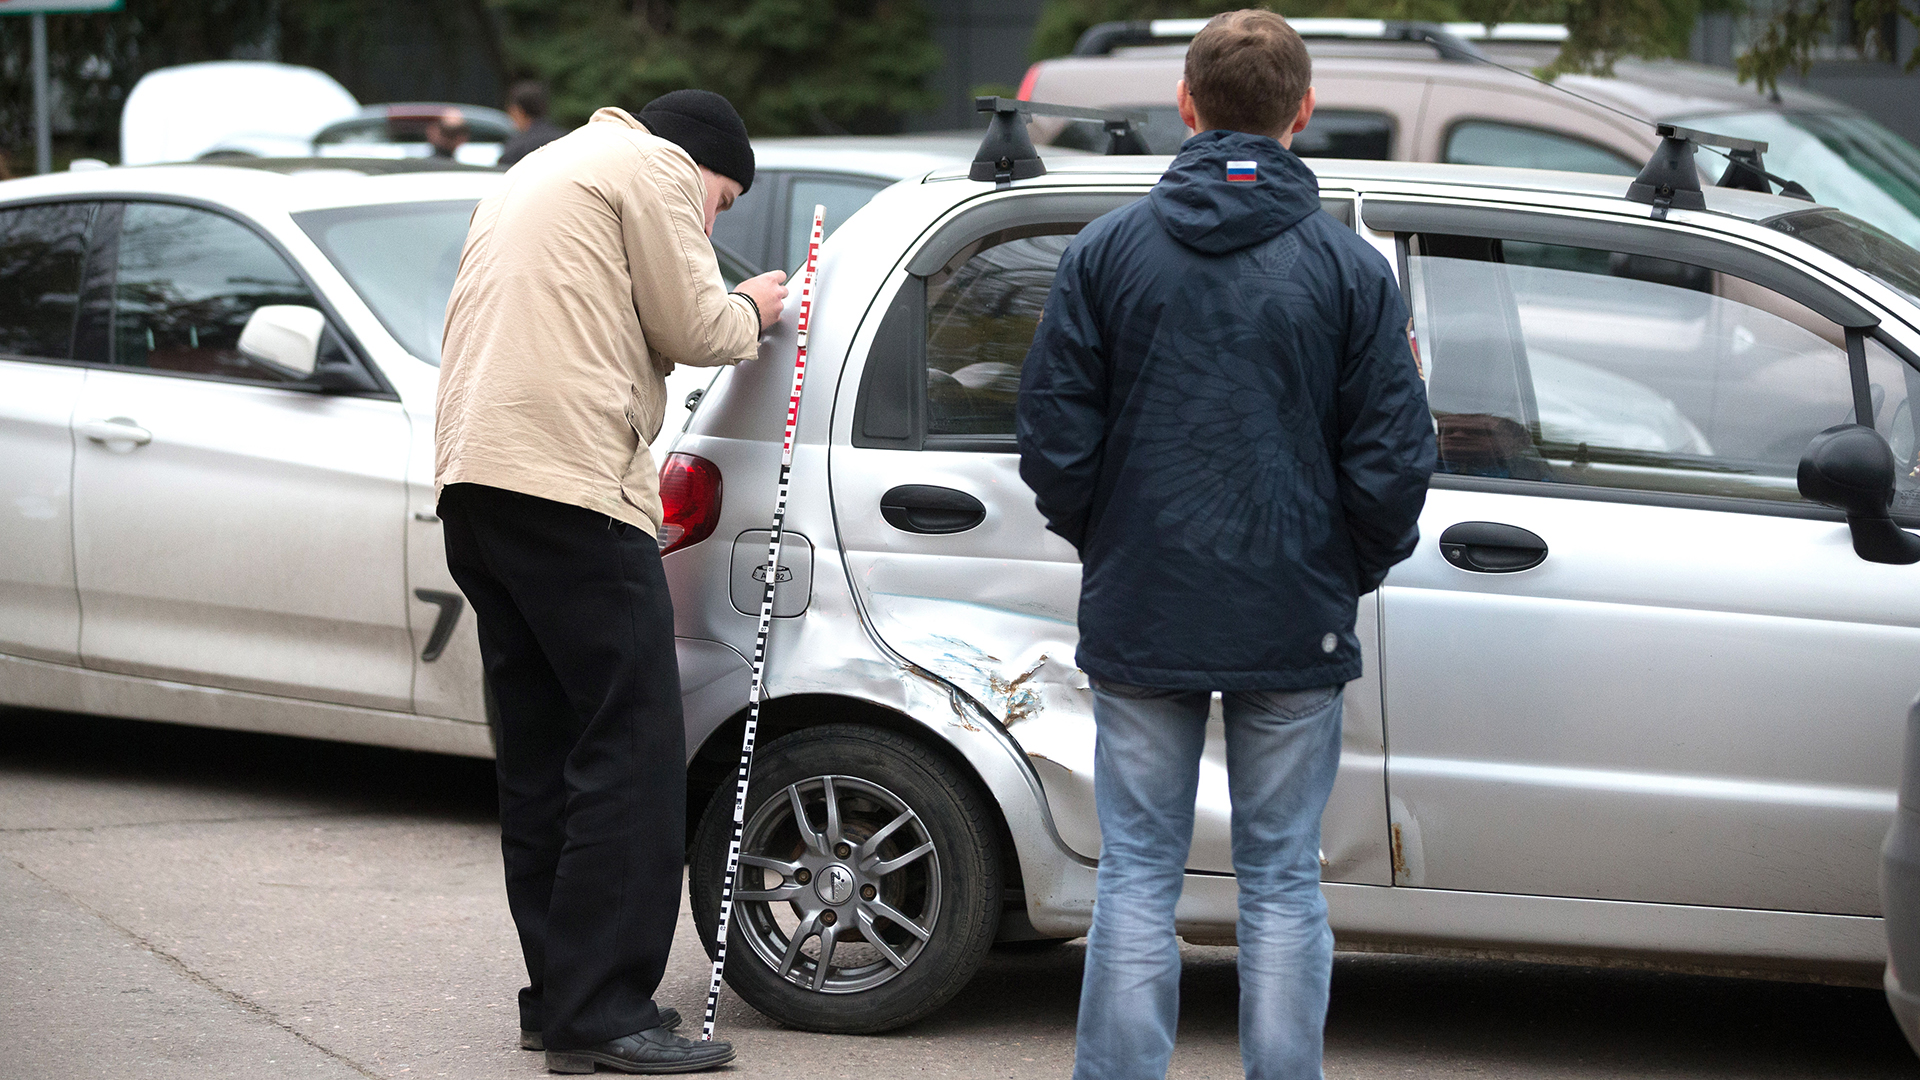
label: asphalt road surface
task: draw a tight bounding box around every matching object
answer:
[2,706,1914,1080]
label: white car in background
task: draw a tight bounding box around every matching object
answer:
[0,161,497,754]
[120,62,360,164]
[0,138,1017,755]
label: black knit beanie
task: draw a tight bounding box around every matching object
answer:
[638,89,755,194]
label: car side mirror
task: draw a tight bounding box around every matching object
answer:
[238,305,325,379]
[1798,424,1920,565]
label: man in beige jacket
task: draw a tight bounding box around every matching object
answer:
[436,89,787,1075]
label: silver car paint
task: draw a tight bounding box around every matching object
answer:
[0,361,84,665]
[665,161,1917,980]
[1384,486,1910,914]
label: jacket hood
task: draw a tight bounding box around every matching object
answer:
[1149,130,1321,255]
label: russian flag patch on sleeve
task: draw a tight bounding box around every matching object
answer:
[1226,160,1258,182]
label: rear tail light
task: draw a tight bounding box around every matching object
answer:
[657,452,722,556]
[1016,63,1041,101]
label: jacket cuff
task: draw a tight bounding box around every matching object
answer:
[728,290,761,329]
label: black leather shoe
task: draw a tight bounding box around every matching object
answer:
[522,1008,681,1051]
[545,1024,733,1074]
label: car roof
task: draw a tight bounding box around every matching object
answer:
[0,160,502,216]
[924,154,1818,225]
[1030,48,1847,122]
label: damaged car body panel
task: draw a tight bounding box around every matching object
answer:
[663,160,1919,1027]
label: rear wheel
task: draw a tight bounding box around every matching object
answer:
[691,724,1002,1033]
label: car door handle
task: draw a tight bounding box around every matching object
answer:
[880,485,986,534]
[79,417,153,447]
[1439,521,1548,573]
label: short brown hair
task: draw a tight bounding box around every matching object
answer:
[1183,10,1312,138]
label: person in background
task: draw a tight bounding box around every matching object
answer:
[1017,10,1435,1080]
[435,89,789,1075]
[500,79,566,168]
[426,107,470,160]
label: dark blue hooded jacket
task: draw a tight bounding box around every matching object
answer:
[1016,130,1436,691]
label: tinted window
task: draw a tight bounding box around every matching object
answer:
[1051,107,1393,159]
[1291,110,1394,159]
[113,203,320,382]
[710,170,773,272]
[784,176,888,273]
[1769,207,1920,308]
[296,199,474,365]
[925,228,1079,437]
[1444,121,1637,175]
[0,202,92,361]
[1405,234,1915,505]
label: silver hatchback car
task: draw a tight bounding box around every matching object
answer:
[663,138,1920,1033]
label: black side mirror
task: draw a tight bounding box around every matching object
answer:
[1798,424,1920,565]
[304,327,384,395]
[308,358,382,395]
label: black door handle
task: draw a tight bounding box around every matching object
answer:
[1438,521,1547,573]
[881,485,986,534]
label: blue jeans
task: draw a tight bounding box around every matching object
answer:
[1072,681,1344,1080]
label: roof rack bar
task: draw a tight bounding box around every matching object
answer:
[974,96,1146,126]
[1440,22,1569,41]
[1658,122,1766,154]
[1071,17,1490,62]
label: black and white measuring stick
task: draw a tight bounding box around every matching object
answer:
[700,204,826,1042]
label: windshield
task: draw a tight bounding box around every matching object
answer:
[295,200,477,365]
[1676,110,1920,248]
[295,199,756,365]
[1766,207,1920,308]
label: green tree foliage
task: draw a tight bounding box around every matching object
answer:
[1027,0,1917,89]
[0,0,278,166]
[1741,0,1920,87]
[487,0,943,135]
[0,0,497,167]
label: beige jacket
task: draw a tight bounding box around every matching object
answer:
[435,107,760,535]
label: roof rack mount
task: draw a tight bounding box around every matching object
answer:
[1627,122,1809,220]
[971,97,1150,186]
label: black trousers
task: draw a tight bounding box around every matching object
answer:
[438,482,684,1050]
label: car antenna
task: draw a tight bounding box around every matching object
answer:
[971,96,1150,188]
[1438,39,1816,216]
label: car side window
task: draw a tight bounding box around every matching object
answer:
[1291,109,1395,159]
[924,226,1081,438]
[1444,121,1637,176]
[112,202,323,383]
[859,197,1358,448]
[0,201,94,362]
[784,175,888,273]
[1405,231,1917,507]
[1052,107,1393,159]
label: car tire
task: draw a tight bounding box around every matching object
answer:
[691,724,1002,1034]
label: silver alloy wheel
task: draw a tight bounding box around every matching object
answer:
[733,773,942,993]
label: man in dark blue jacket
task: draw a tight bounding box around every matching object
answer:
[1017,11,1434,1079]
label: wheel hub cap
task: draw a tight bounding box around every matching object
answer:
[815,863,855,906]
